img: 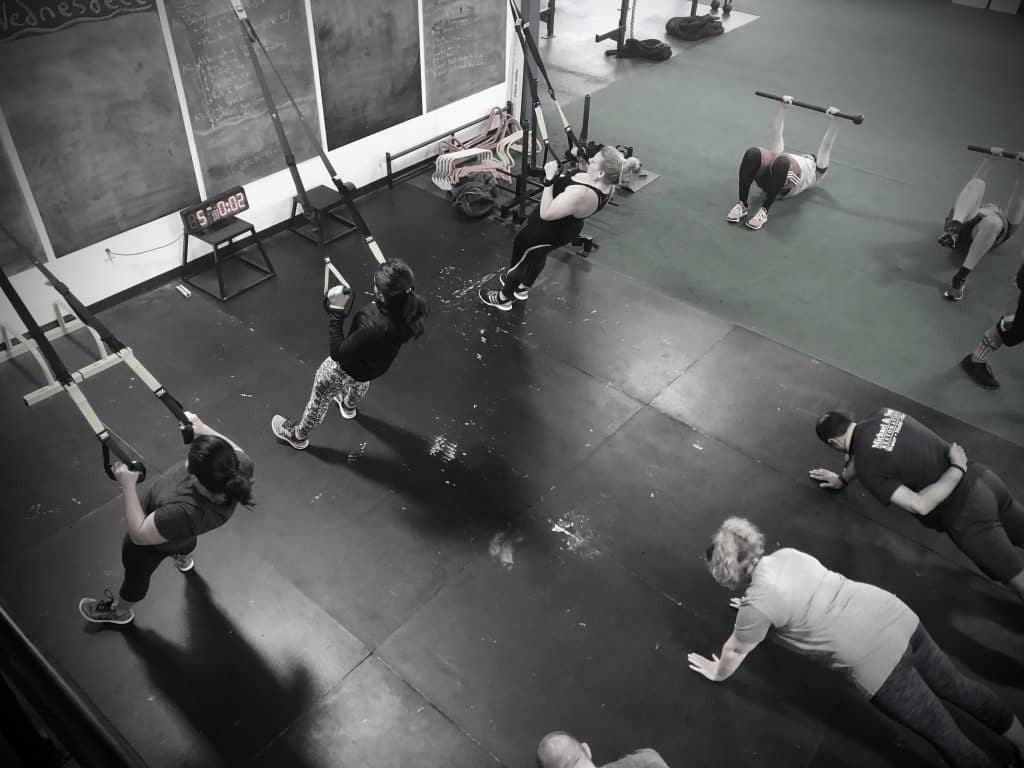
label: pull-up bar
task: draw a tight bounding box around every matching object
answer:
[967,145,1022,159]
[755,90,864,125]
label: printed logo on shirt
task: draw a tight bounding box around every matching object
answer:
[871,409,905,452]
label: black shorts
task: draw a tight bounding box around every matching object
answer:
[945,470,1024,583]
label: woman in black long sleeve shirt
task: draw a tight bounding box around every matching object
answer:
[271,259,427,449]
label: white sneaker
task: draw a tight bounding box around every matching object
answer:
[745,207,768,230]
[725,202,748,223]
[333,395,357,420]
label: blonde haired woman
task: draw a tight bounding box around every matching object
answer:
[689,517,1024,768]
[479,146,640,311]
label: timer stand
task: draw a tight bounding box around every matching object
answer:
[290,184,358,246]
[180,217,275,301]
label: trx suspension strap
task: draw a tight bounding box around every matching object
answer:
[228,0,385,299]
[0,268,146,482]
[509,2,553,170]
[508,0,586,163]
[29,258,195,445]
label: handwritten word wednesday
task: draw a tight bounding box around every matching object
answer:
[0,0,154,42]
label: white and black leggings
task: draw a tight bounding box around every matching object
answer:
[296,357,370,436]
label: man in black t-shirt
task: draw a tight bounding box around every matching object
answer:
[809,408,1024,602]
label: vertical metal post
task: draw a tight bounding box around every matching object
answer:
[515,0,540,222]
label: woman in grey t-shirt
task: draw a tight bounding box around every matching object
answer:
[687,517,1024,768]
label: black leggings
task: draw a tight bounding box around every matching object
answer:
[871,623,1013,768]
[946,469,1024,583]
[997,289,1024,347]
[119,534,196,603]
[502,216,585,299]
[738,147,789,211]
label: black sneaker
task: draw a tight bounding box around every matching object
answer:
[937,232,957,249]
[944,277,965,301]
[498,271,529,300]
[479,289,512,311]
[960,354,999,390]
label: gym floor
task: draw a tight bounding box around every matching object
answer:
[1,2,1022,767]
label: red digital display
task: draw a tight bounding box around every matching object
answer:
[181,187,249,236]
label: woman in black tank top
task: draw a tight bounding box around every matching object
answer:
[480,146,639,310]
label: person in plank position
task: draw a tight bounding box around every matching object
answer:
[938,150,1024,301]
[960,260,1024,389]
[690,517,1024,768]
[810,408,1024,601]
[726,95,840,230]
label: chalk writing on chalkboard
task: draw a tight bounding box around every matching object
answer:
[0,0,153,42]
[423,0,505,112]
[167,0,320,191]
[0,1,198,256]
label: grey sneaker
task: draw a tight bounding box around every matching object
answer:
[79,589,134,625]
[745,207,768,230]
[499,271,529,300]
[333,395,357,420]
[271,415,309,449]
[725,201,748,223]
[174,554,194,573]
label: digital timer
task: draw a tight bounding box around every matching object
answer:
[180,187,250,236]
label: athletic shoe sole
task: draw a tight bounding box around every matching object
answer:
[175,558,195,573]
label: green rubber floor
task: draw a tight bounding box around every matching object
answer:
[519,0,1024,444]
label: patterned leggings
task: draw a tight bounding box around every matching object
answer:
[296,357,370,437]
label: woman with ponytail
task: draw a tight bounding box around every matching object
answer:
[271,258,427,449]
[689,517,1024,768]
[479,145,641,311]
[79,412,254,625]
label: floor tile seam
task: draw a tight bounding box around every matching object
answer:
[371,653,508,767]
[0,474,175,581]
[648,324,740,404]
[246,648,377,765]
[635,411,969,575]
[364,554,482,657]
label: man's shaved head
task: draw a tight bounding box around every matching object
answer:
[537,731,590,768]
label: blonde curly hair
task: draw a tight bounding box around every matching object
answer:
[706,517,765,590]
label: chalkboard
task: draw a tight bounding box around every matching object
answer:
[311,0,422,149]
[0,0,198,257]
[167,0,321,193]
[0,142,44,276]
[423,0,506,112]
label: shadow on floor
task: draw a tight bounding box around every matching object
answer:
[116,574,322,767]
